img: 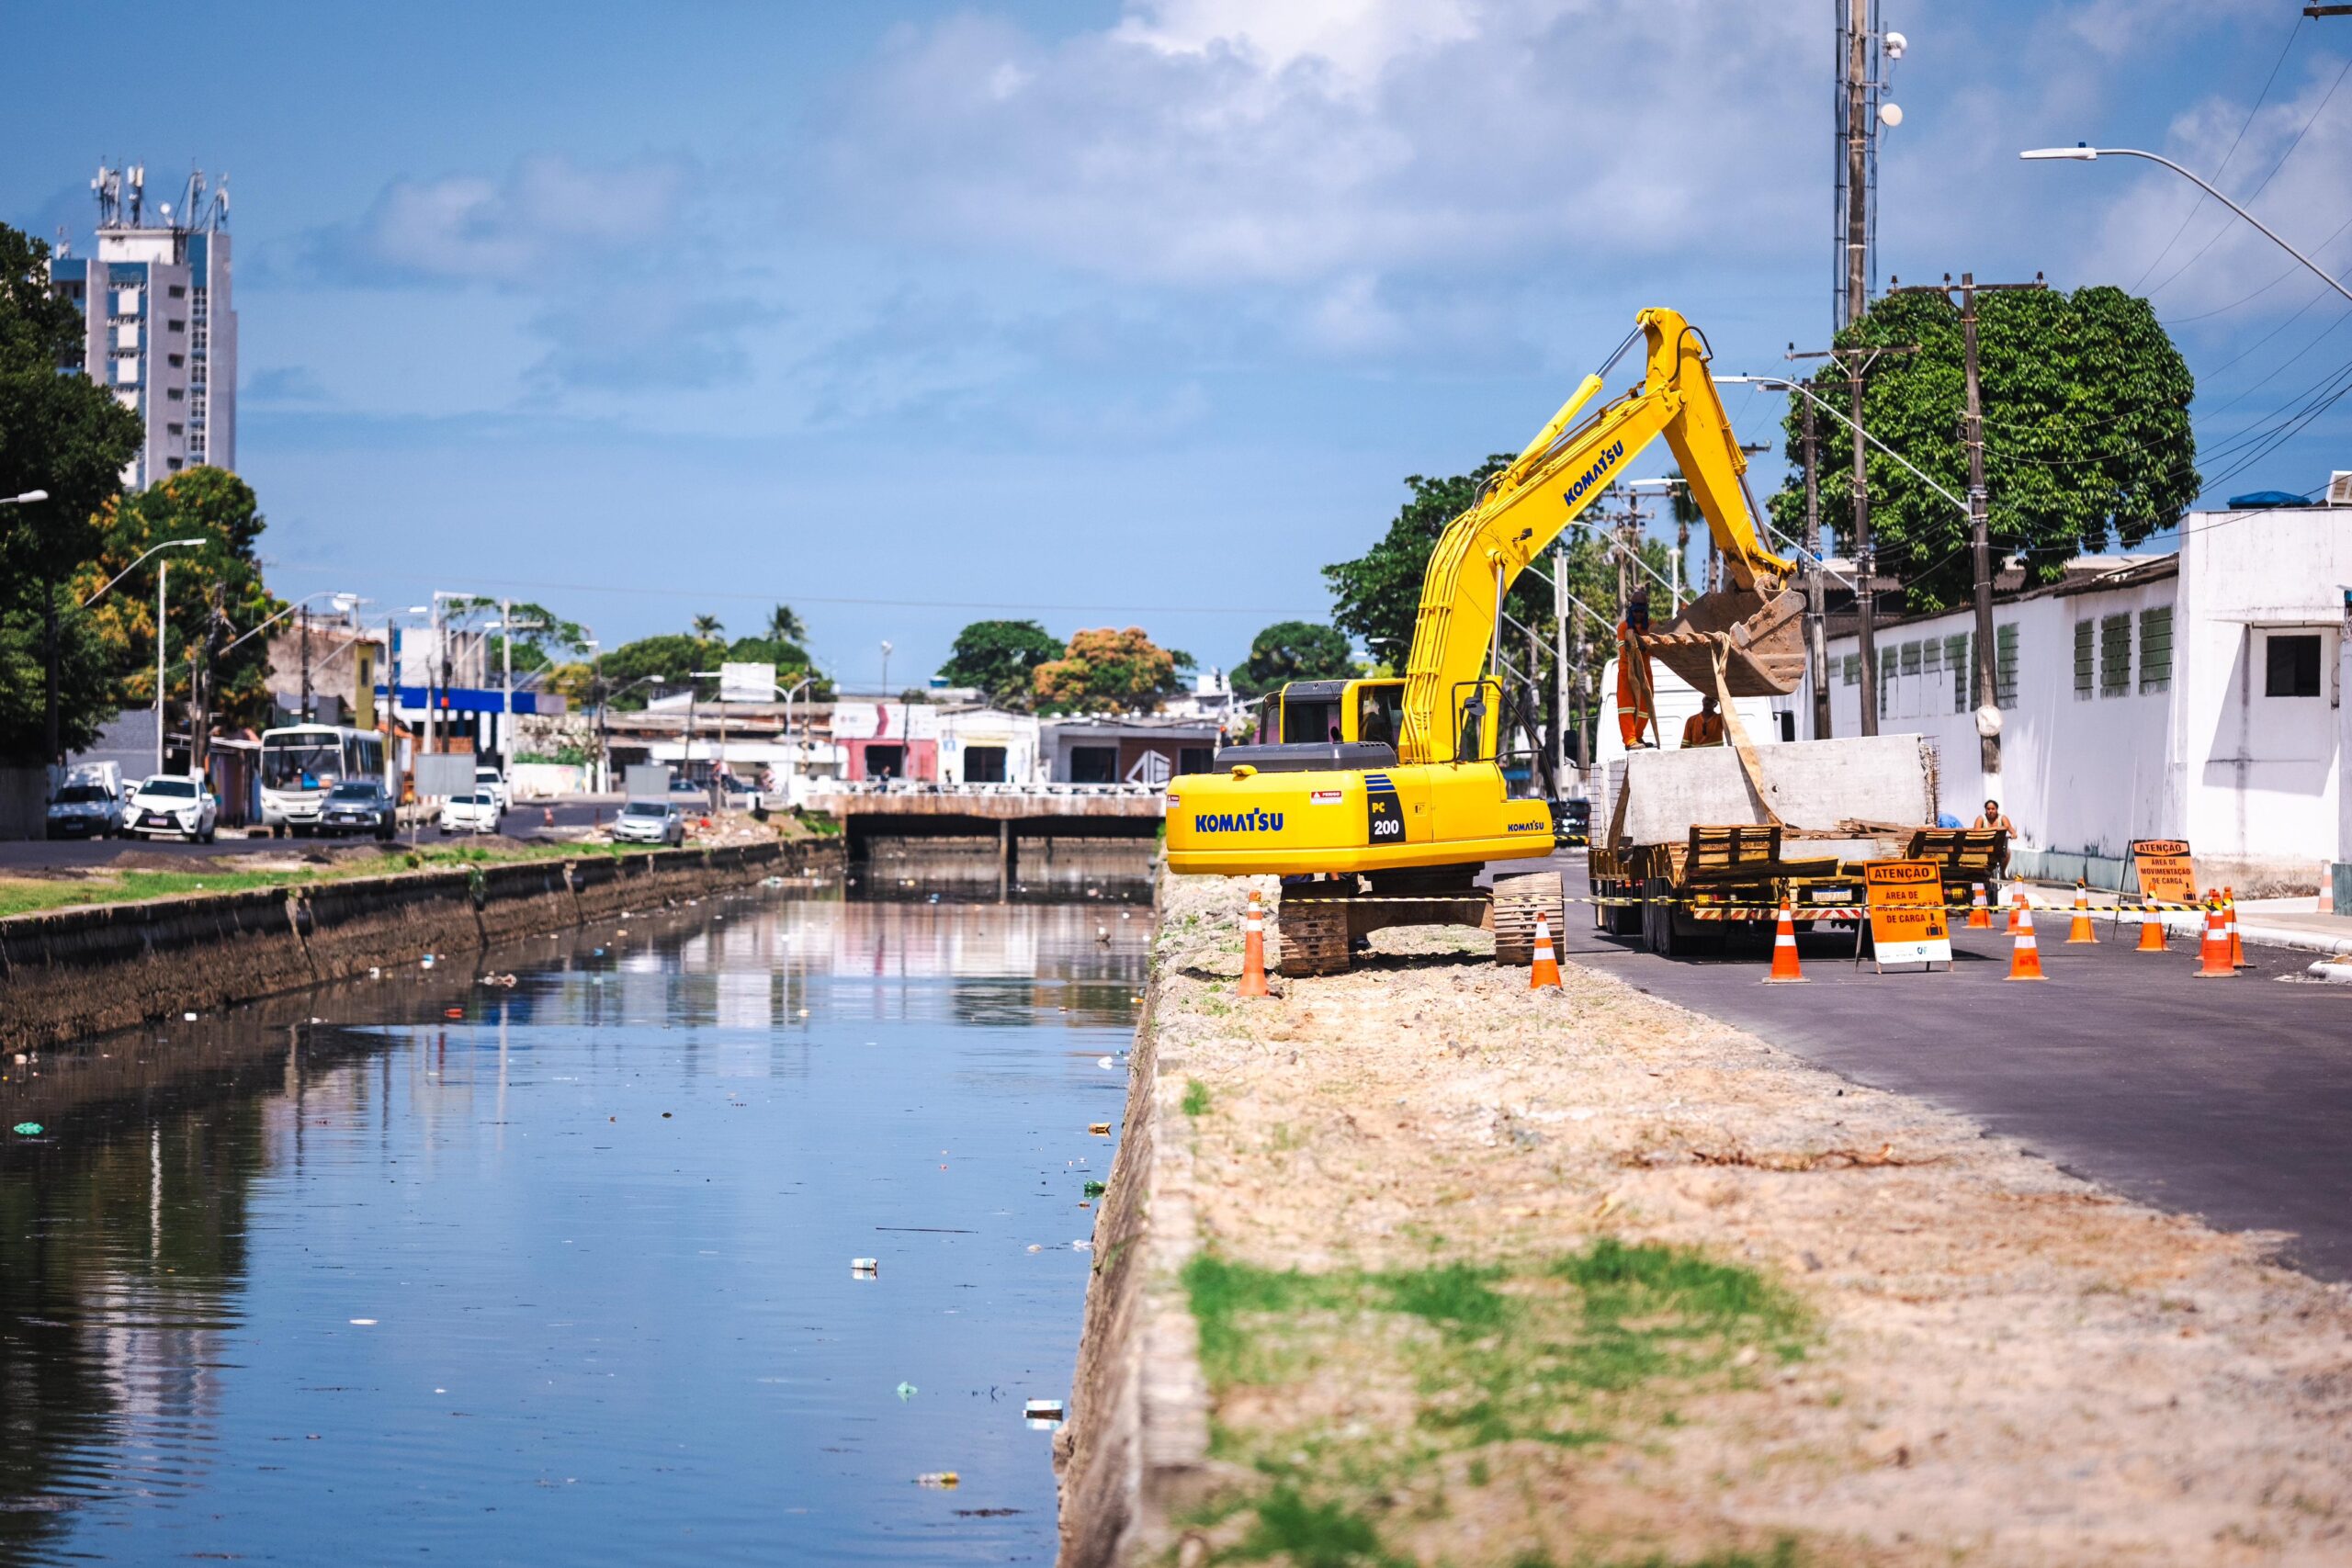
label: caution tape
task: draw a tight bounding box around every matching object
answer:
[1280,891,2222,917]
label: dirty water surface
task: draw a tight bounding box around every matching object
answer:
[0,870,1148,1565]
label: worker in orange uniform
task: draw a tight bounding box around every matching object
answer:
[1680,694,1726,749]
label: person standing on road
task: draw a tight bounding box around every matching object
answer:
[1680,695,1725,749]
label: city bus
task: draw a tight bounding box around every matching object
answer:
[260,723,387,836]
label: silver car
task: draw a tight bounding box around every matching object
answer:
[611,800,684,846]
[47,781,124,839]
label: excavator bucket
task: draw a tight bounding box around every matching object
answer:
[1638,585,1810,698]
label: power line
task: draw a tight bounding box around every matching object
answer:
[2131,11,2306,292]
[2145,48,2352,299]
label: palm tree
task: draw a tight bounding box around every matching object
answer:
[690,613,725,643]
[764,603,807,644]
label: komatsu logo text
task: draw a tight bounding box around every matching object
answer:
[1562,440,1625,505]
[1193,809,1284,834]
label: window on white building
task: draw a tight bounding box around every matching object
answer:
[2139,607,2172,693]
[1996,624,2018,707]
[1945,635,1969,713]
[2074,619,2094,698]
[2266,634,2323,698]
[1842,654,1860,686]
[2098,614,2131,697]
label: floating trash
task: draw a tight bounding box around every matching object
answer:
[11,1122,42,1137]
[349,1318,379,1326]
[915,1472,959,1489]
[182,1010,198,1021]
[851,1258,878,1276]
[896,1381,918,1400]
[1096,1056,1115,1069]
[1087,1122,1112,1136]
[421,955,435,969]
[1023,1398,1066,1430]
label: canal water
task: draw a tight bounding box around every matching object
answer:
[0,864,1149,1565]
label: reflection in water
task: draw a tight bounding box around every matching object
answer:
[0,877,1148,1565]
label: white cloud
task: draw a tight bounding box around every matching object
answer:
[323,152,695,286]
[819,2,1819,292]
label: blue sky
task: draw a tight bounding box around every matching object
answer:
[6,0,2341,692]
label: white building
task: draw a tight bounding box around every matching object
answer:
[47,164,236,489]
[1810,503,2351,896]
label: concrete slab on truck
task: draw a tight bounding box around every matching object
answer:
[1602,733,1939,842]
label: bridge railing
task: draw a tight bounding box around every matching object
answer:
[808,779,1167,800]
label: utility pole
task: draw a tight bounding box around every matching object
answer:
[1802,390,1830,740]
[300,604,312,722]
[1553,542,1572,779]
[1843,0,1872,328]
[155,560,171,775]
[1849,366,1877,734]
[1889,272,2043,785]
[1788,339,1917,739]
[43,583,60,771]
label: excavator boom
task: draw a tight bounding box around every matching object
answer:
[1396,308,1804,765]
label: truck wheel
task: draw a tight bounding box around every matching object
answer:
[1492,872,1566,967]
[1275,897,1352,977]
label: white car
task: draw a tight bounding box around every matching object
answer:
[610,799,685,846]
[47,781,124,839]
[474,766,509,812]
[126,775,219,842]
[439,790,503,835]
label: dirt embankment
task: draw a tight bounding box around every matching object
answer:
[1062,874,2352,1567]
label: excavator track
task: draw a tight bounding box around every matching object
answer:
[1275,896,1354,977]
[1491,871,1566,967]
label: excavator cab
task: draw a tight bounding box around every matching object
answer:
[1268,679,1405,748]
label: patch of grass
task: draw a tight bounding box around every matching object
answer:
[1231,1486,1397,1568]
[1180,1241,1811,1564]
[1183,1078,1213,1117]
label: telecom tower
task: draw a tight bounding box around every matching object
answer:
[1832,2,1905,329]
[50,163,237,490]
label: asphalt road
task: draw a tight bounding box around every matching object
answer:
[0,799,617,871]
[1518,851,2352,1282]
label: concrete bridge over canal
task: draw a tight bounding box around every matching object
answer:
[805,781,1163,879]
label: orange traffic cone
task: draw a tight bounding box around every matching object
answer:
[1762,899,1808,984]
[2225,887,2248,968]
[1529,911,1562,991]
[2322,863,2336,916]
[2134,902,2168,953]
[2007,892,2027,934]
[2065,882,2098,944]
[2193,899,2234,978]
[1238,888,1270,998]
[2006,902,2047,980]
[1967,883,1992,928]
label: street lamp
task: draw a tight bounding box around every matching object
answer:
[878,640,893,700]
[1,490,49,506]
[2019,145,2352,308]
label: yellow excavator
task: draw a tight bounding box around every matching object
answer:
[1164,307,1809,974]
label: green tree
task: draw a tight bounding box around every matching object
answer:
[74,468,285,735]
[938,618,1064,708]
[0,221,143,762]
[440,597,589,675]
[724,633,831,698]
[763,604,808,643]
[1233,621,1356,696]
[1769,285,2198,612]
[690,613,725,641]
[596,633,715,708]
[1033,626,1192,714]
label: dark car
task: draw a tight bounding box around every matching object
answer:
[318,779,399,840]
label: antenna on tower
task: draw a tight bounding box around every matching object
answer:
[127,164,145,226]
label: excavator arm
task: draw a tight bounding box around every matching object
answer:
[1396,308,1805,766]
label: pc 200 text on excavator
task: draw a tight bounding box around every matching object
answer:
[1163,307,1809,976]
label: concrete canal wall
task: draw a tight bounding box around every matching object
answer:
[0,841,842,1054]
[1055,875,1216,1568]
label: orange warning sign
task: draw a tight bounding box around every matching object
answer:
[1864,860,1951,968]
[2131,840,2197,907]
